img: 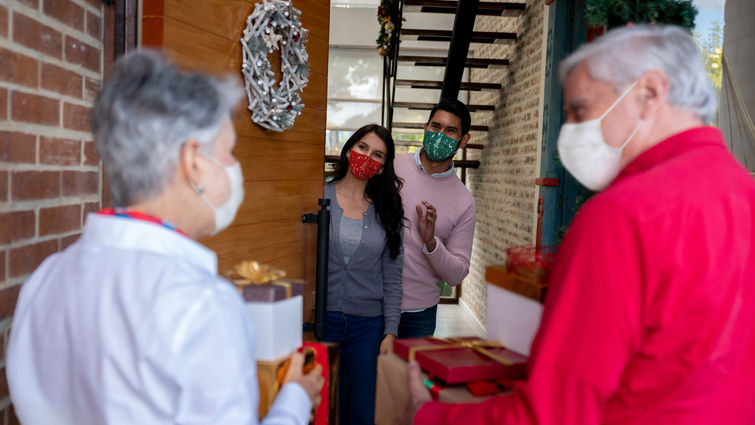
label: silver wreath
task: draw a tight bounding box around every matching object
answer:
[241,0,309,132]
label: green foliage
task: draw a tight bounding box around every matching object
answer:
[585,0,697,29]
[694,20,724,92]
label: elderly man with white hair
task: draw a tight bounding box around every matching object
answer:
[405,24,755,425]
[6,51,323,425]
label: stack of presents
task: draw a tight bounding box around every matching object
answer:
[226,261,337,425]
[230,245,553,424]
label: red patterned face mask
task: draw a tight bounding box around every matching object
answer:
[348,150,383,180]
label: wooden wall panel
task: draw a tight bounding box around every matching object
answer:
[142,0,329,319]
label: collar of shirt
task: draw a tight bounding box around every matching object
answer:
[413,148,456,178]
[81,213,218,275]
[614,126,726,184]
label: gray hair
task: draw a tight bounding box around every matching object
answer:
[91,50,242,206]
[559,24,717,123]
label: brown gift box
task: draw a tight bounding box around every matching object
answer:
[374,353,505,425]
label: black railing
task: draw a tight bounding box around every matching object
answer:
[381,0,403,132]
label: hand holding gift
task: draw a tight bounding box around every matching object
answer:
[284,351,324,409]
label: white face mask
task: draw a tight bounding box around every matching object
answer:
[196,154,244,235]
[557,80,642,191]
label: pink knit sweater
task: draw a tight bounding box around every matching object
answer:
[394,153,477,310]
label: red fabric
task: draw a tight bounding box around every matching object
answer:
[302,342,329,425]
[416,127,755,425]
[348,151,383,180]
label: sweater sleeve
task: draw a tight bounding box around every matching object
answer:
[382,228,404,336]
[414,197,643,425]
[424,200,476,286]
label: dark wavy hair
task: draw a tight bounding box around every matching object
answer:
[327,124,404,259]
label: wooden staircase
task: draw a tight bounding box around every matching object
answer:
[383,0,526,150]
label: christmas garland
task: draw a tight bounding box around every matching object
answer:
[376,0,398,56]
[241,0,310,132]
[585,0,697,29]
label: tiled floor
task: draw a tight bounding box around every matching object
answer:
[434,303,486,338]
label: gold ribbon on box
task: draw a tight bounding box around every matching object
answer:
[407,337,517,367]
[226,261,292,298]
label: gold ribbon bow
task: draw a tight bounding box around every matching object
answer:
[408,337,517,367]
[228,261,292,298]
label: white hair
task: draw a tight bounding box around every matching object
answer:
[559,24,717,123]
[91,50,242,206]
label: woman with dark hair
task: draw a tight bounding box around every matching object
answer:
[323,123,404,425]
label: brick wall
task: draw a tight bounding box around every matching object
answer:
[0,0,104,421]
[461,0,548,326]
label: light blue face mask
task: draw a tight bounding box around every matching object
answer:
[423,129,460,162]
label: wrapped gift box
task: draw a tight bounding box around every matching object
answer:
[394,337,527,385]
[239,279,305,362]
[257,355,290,420]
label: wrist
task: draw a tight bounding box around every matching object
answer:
[425,237,437,252]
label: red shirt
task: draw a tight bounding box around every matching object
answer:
[416,127,755,425]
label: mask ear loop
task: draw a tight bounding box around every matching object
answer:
[599,79,640,121]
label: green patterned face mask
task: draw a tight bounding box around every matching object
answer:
[423,130,460,161]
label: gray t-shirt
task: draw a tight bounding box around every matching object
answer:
[339,216,363,264]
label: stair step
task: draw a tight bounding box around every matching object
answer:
[398,55,509,68]
[393,101,495,112]
[401,28,516,44]
[403,0,526,17]
[395,79,502,91]
[393,122,490,132]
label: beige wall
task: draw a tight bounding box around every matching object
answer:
[461,0,549,326]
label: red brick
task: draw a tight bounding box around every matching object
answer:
[0,250,5,283]
[86,10,100,39]
[9,239,58,278]
[0,131,36,164]
[0,285,21,320]
[0,88,7,119]
[13,13,63,60]
[62,170,97,196]
[81,0,102,10]
[40,136,80,165]
[83,141,98,165]
[84,77,100,102]
[0,171,7,201]
[43,0,84,32]
[63,102,89,132]
[39,204,81,236]
[0,47,39,88]
[0,211,35,244]
[11,91,59,126]
[64,35,99,72]
[60,233,80,249]
[0,5,8,39]
[11,170,60,201]
[8,404,19,425]
[84,201,100,216]
[41,62,82,98]
[0,368,7,399]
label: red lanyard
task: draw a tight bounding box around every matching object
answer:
[98,208,188,237]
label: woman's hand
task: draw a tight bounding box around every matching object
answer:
[284,352,324,407]
[380,334,396,354]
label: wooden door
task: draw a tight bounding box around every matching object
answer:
[141,0,329,319]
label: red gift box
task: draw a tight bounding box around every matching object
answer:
[302,342,330,425]
[394,337,527,384]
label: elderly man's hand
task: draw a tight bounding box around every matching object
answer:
[284,352,324,407]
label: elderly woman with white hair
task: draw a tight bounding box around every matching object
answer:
[404,24,755,425]
[6,51,322,425]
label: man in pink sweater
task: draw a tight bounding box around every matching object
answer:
[393,98,477,338]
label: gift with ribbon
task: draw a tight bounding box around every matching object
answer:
[394,336,527,384]
[227,260,305,361]
[225,260,305,302]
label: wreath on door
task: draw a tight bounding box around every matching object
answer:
[241,0,310,132]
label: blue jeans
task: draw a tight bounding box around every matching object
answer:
[323,311,383,425]
[397,305,438,339]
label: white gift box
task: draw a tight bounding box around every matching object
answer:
[245,295,303,361]
[486,282,543,357]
